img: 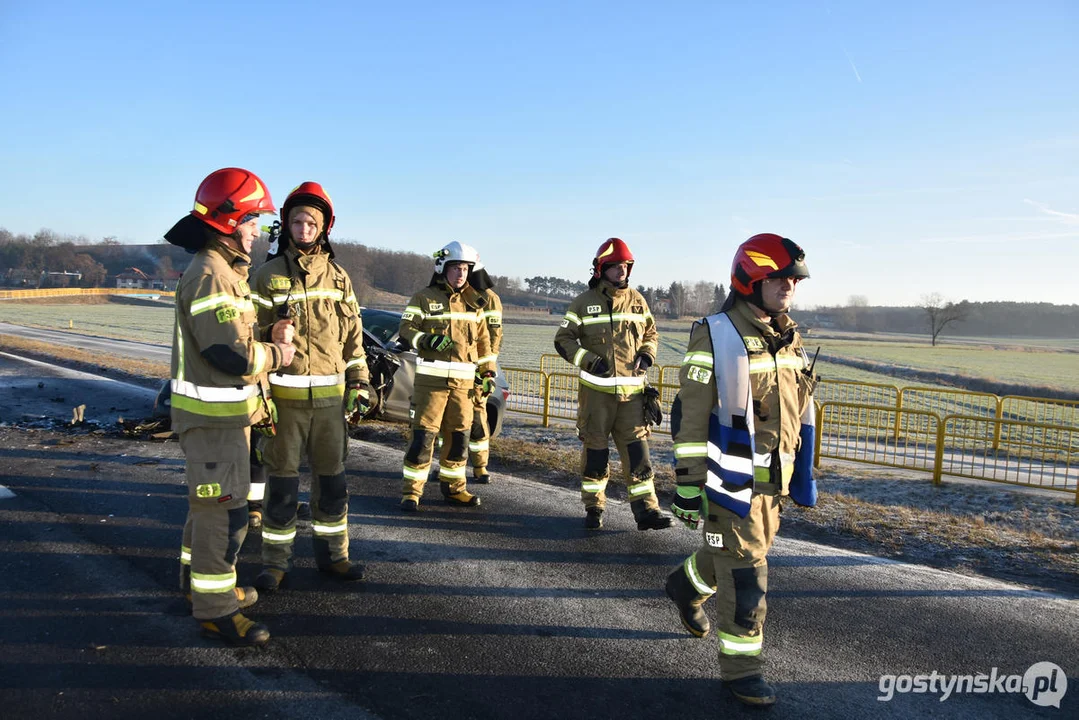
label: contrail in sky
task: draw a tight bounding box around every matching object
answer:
[844,49,862,83]
[1024,198,1079,223]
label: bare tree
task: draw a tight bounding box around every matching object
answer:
[921,293,969,346]
[668,282,687,318]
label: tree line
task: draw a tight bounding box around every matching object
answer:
[4,230,1077,337]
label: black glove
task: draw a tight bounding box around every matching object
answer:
[424,334,454,352]
[633,352,653,373]
[643,385,662,427]
[589,356,610,376]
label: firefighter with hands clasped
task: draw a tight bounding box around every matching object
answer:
[399,242,496,511]
[249,182,372,593]
[165,167,294,646]
[665,233,817,707]
[554,238,673,531]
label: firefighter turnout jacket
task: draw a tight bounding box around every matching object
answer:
[554,279,658,398]
[250,247,369,408]
[400,283,495,389]
[170,239,285,433]
[480,288,503,357]
[672,296,817,517]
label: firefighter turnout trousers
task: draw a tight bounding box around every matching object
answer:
[468,391,490,473]
[260,404,351,571]
[680,494,780,681]
[576,389,659,516]
[178,426,252,621]
[404,384,474,499]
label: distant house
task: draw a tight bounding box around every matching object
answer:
[651,298,672,315]
[115,272,153,289]
[114,267,172,290]
[2,269,39,287]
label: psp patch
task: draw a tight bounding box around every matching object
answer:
[586,304,602,314]
[402,312,414,321]
[743,336,765,352]
[706,531,724,548]
[196,483,222,499]
[560,319,569,328]
[428,302,444,312]
[270,276,291,290]
[216,306,239,323]
[687,366,713,384]
[235,280,250,296]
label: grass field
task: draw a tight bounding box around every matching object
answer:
[2,299,1077,396]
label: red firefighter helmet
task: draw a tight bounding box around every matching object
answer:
[730,233,810,296]
[591,237,635,279]
[282,181,335,239]
[191,168,275,235]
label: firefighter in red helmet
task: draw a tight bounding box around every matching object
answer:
[165,167,295,646]
[248,181,371,592]
[665,233,816,707]
[554,238,673,531]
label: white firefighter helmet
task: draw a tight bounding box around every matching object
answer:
[433,241,484,273]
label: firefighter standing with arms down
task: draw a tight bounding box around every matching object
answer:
[165,167,294,646]
[665,233,817,707]
[249,182,371,592]
[554,238,672,531]
[399,242,495,511]
[462,263,502,483]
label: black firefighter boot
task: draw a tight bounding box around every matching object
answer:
[664,565,711,638]
[726,675,777,707]
[632,500,673,531]
[584,507,604,530]
[199,612,271,647]
[441,481,481,507]
[319,559,367,582]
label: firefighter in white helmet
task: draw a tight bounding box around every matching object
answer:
[398,241,496,510]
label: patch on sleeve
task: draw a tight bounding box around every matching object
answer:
[687,366,713,384]
[235,280,250,296]
[560,319,569,328]
[270,276,291,290]
[215,306,239,324]
[402,311,414,321]
[706,531,724,548]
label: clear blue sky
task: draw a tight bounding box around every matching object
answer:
[2,1,1077,308]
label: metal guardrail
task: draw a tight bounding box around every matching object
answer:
[815,401,1078,503]
[509,367,1079,503]
[0,287,175,300]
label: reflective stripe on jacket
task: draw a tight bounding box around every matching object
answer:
[553,280,657,399]
[170,240,280,432]
[400,282,494,390]
[250,247,368,408]
[671,297,816,517]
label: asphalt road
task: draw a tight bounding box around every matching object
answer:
[0,351,1075,719]
[0,322,170,364]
